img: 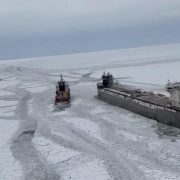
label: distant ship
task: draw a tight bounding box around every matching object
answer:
[97,73,180,128]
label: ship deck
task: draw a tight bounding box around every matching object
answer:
[104,86,171,108]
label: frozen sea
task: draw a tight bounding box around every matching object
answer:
[0,44,180,180]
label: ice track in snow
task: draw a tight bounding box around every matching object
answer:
[0,44,180,180]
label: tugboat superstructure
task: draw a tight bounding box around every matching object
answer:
[55,75,71,105]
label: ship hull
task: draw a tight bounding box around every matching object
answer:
[98,89,180,128]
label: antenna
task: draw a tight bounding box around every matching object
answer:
[60,74,63,81]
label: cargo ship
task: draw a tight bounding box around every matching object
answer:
[97,73,180,128]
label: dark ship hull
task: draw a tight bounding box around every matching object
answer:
[97,87,180,128]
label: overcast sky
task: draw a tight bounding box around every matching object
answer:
[0,0,180,59]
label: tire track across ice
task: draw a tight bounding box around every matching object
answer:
[11,89,60,180]
[5,66,180,180]
[27,74,150,180]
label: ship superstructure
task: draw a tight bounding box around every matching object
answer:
[97,73,180,128]
[54,75,71,105]
[166,82,180,108]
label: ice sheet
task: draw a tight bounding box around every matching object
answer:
[0,120,23,180]
[62,117,104,141]
[63,159,110,180]
[0,100,18,117]
[33,136,80,164]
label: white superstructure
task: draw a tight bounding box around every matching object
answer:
[166,82,180,107]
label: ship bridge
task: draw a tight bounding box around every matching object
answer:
[166,82,180,108]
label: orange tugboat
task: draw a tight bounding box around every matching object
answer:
[54,75,71,105]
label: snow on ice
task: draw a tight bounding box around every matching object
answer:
[33,136,80,164]
[0,120,23,180]
[0,44,180,180]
